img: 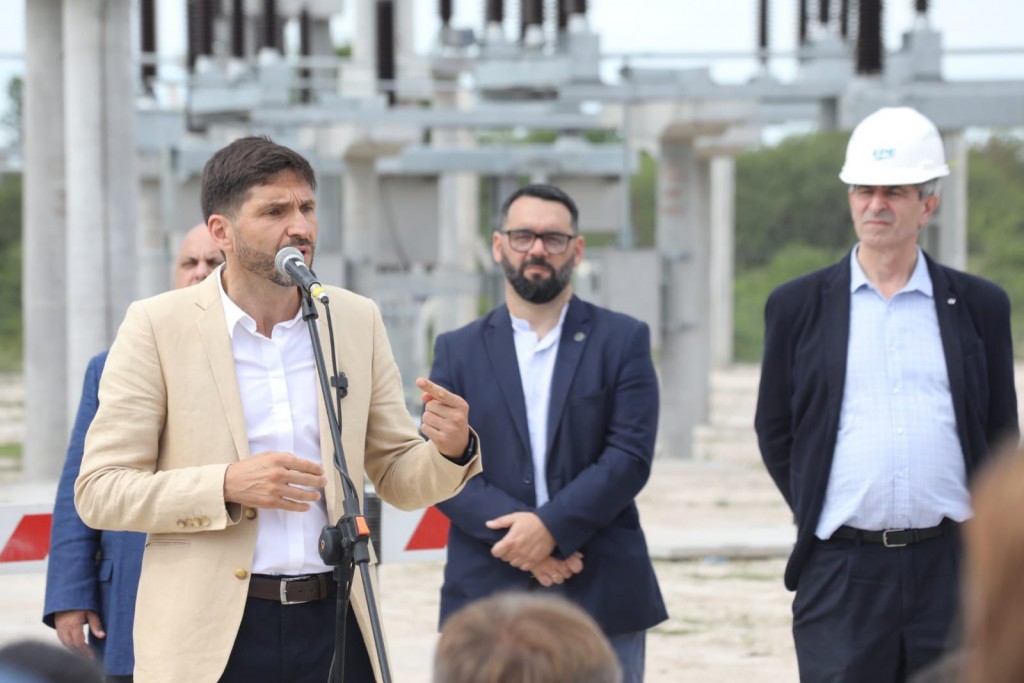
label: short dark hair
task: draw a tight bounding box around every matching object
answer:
[200,136,318,220]
[433,592,622,683]
[498,183,579,231]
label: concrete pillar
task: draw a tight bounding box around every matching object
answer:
[341,156,380,295]
[22,0,67,480]
[433,84,480,334]
[63,0,139,421]
[932,129,967,270]
[137,175,169,299]
[708,155,736,369]
[656,138,712,459]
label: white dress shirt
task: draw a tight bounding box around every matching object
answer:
[217,266,331,575]
[816,247,970,539]
[510,304,569,507]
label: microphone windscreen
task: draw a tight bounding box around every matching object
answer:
[274,246,305,280]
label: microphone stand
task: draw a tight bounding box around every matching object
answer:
[298,292,393,683]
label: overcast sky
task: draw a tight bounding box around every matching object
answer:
[2,0,1024,122]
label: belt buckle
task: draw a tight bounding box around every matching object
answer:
[882,529,907,548]
[279,575,312,605]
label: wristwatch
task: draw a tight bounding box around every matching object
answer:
[446,432,477,465]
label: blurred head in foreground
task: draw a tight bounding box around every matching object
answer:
[433,592,622,683]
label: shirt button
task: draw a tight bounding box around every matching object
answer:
[523,474,533,484]
[234,568,249,580]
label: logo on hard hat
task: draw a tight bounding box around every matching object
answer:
[873,148,895,161]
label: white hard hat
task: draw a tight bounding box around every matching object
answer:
[839,107,950,186]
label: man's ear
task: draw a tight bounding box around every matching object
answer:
[919,195,940,226]
[491,230,503,265]
[208,214,232,251]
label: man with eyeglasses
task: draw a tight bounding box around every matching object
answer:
[428,184,667,682]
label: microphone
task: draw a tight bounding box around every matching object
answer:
[275,246,329,304]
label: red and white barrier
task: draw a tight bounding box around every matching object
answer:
[0,504,53,574]
[377,504,449,564]
[0,499,450,571]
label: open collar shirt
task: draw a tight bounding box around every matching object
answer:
[217,265,331,575]
[815,246,970,539]
[510,303,569,507]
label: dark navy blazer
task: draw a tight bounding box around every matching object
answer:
[43,352,145,676]
[431,296,668,635]
[755,251,1019,591]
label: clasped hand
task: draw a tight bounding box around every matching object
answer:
[487,511,584,585]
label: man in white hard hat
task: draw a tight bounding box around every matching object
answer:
[755,107,1019,682]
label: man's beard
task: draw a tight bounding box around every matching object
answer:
[501,253,574,304]
[234,234,316,289]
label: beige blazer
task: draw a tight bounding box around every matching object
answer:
[75,274,481,683]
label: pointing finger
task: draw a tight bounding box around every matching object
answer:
[416,377,450,402]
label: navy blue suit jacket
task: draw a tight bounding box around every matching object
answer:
[431,296,668,636]
[43,352,145,676]
[755,251,1019,591]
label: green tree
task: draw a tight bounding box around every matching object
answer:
[1,76,22,145]
[0,173,22,370]
[966,135,1024,355]
[630,150,657,247]
[735,131,851,270]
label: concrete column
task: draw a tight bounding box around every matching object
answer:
[137,175,169,299]
[63,0,139,421]
[341,156,380,295]
[933,129,967,270]
[656,138,712,459]
[433,84,480,334]
[22,0,67,480]
[709,155,736,369]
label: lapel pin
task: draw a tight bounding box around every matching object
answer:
[574,332,586,342]
[947,298,956,305]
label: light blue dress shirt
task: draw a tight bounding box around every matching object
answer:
[815,246,970,539]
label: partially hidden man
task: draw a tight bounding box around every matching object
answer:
[755,107,1019,681]
[75,136,482,683]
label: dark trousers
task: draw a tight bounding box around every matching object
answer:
[219,589,374,683]
[793,532,961,683]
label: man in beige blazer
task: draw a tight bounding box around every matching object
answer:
[75,136,482,683]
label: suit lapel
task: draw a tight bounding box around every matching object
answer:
[484,306,531,454]
[546,296,589,456]
[926,256,970,455]
[823,256,852,406]
[193,274,251,463]
[309,305,342,518]
[312,299,349,518]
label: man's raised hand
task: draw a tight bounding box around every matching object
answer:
[417,377,472,459]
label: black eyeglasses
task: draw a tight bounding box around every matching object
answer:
[503,229,576,255]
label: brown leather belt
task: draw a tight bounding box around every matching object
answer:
[830,518,955,548]
[248,573,333,605]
